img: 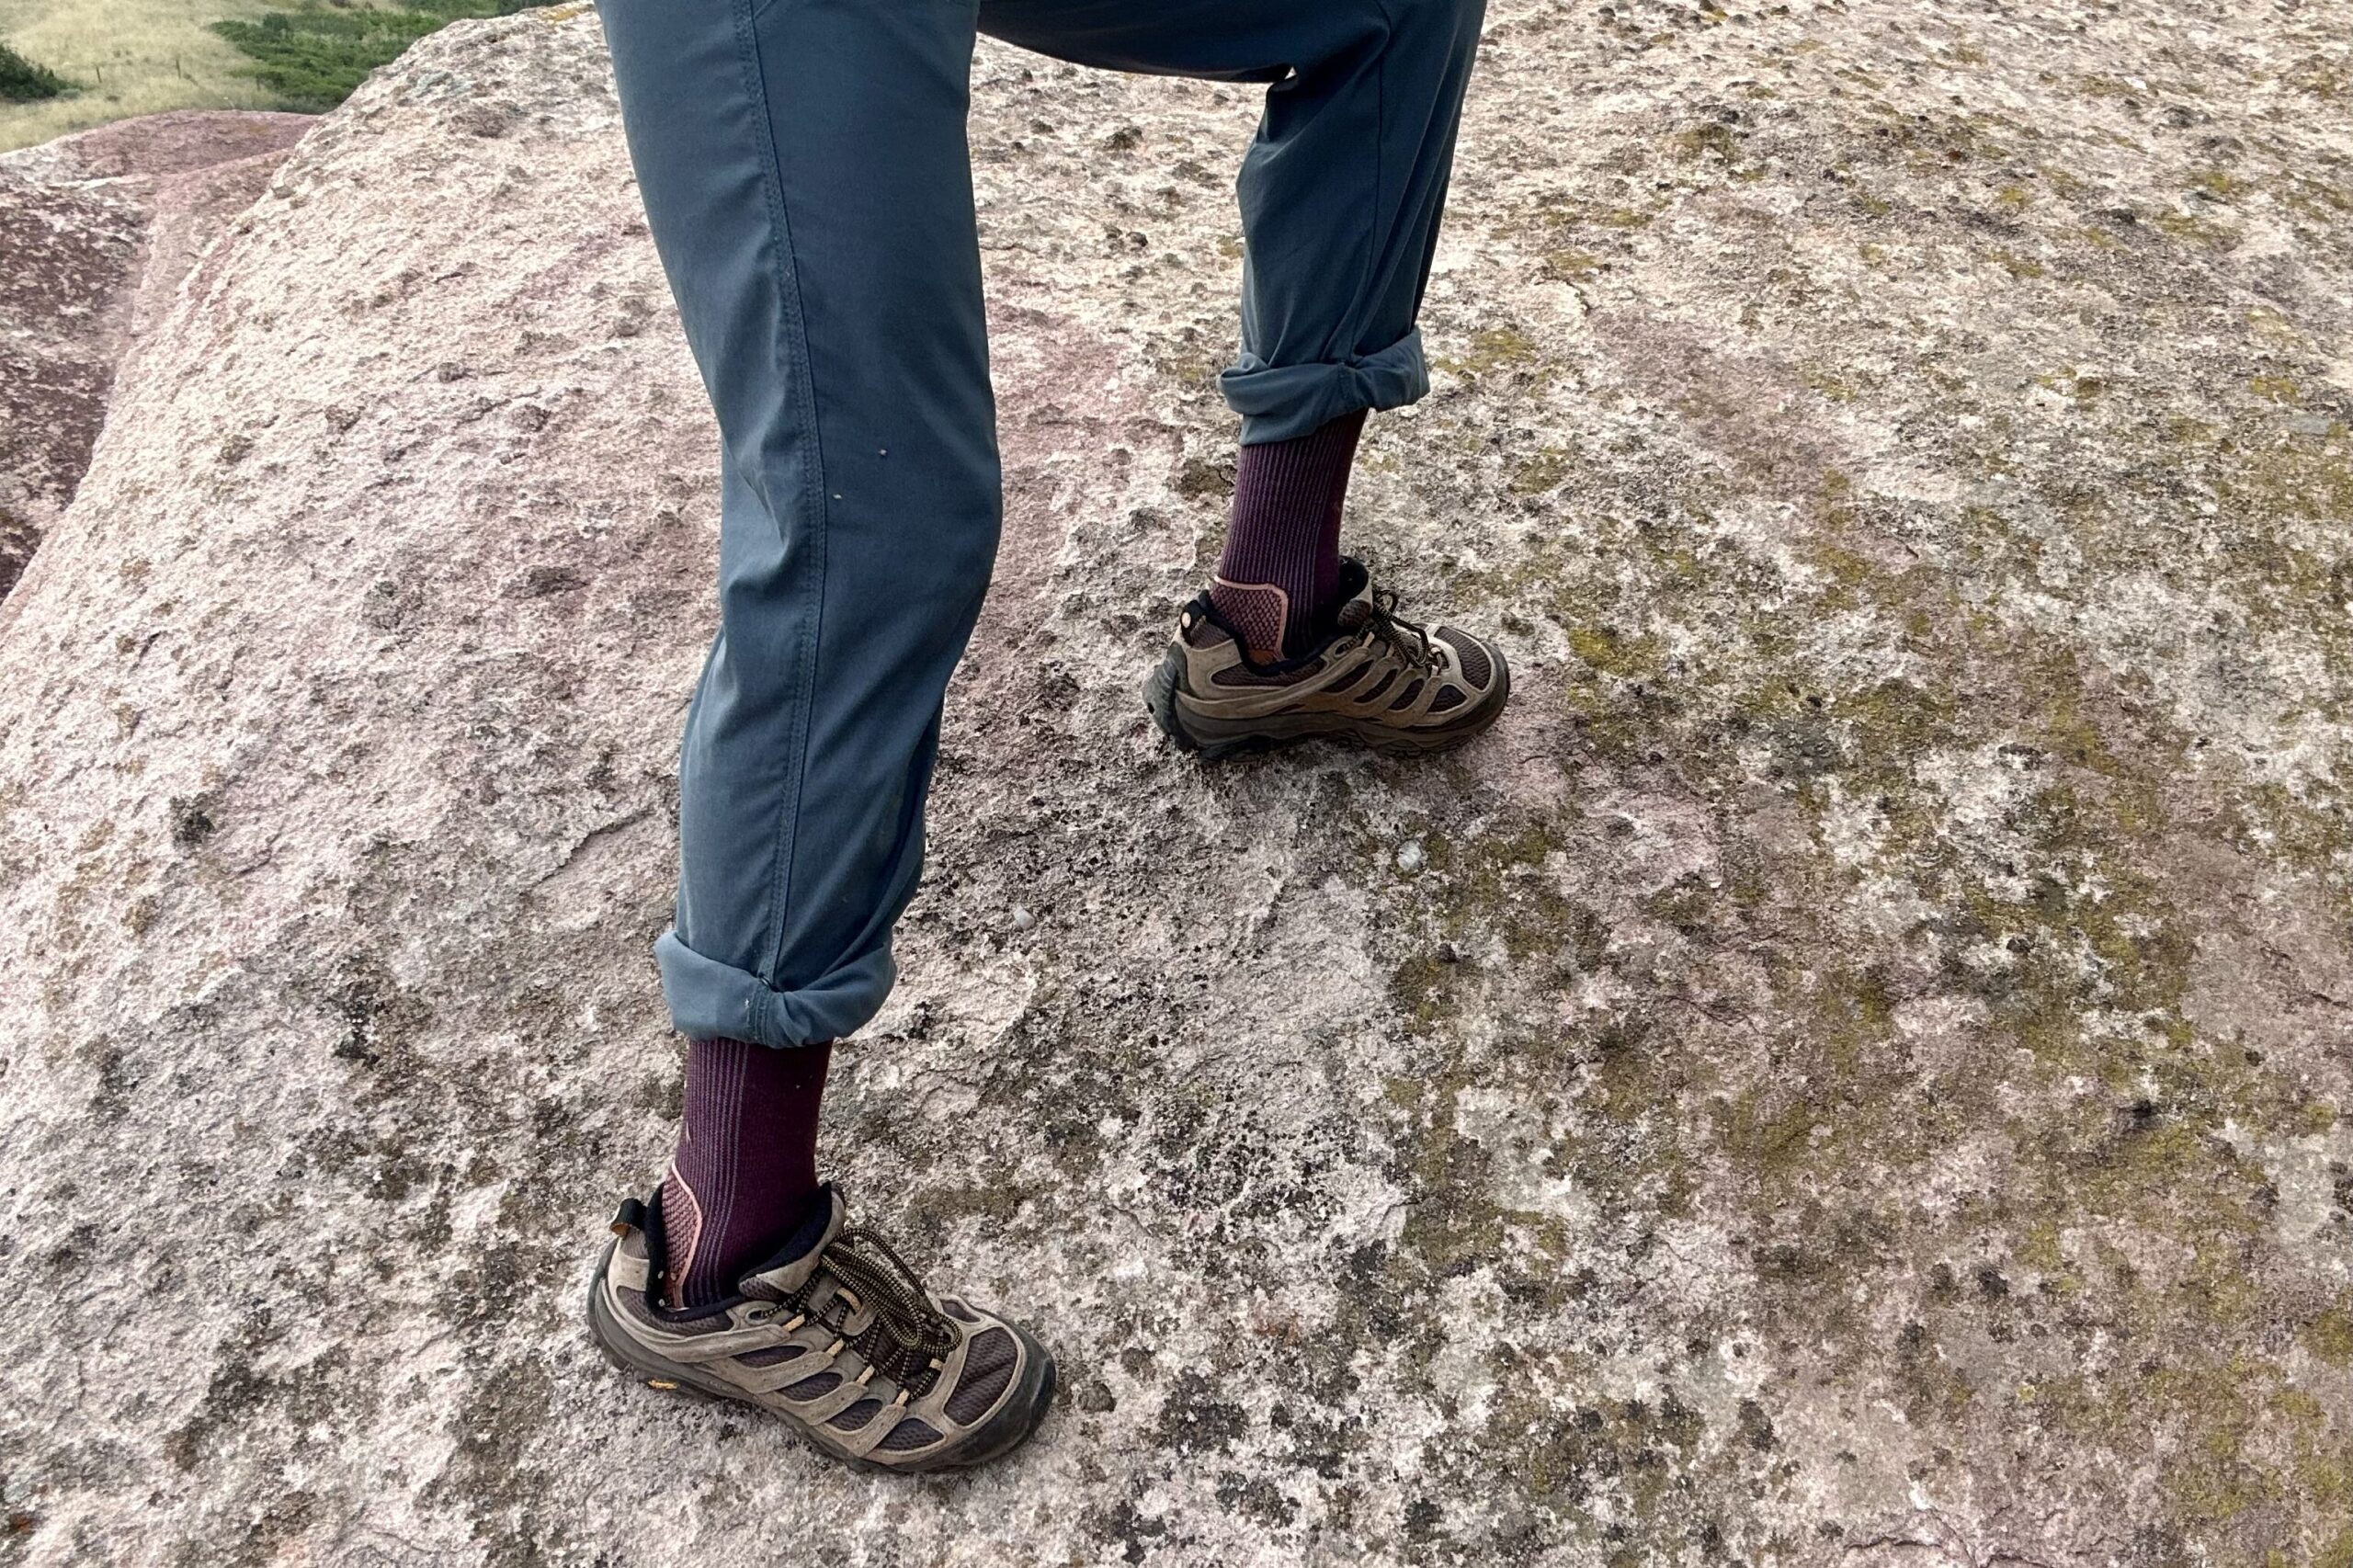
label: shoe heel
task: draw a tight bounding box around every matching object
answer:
[1141,648,1199,755]
[585,1256,727,1405]
[1143,647,1288,762]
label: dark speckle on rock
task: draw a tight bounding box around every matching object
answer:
[1154,1370,1248,1455]
[169,793,218,846]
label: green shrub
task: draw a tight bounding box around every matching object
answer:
[213,0,537,113]
[0,40,75,103]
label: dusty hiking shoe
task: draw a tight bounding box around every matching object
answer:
[1143,559,1509,760]
[585,1184,1055,1473]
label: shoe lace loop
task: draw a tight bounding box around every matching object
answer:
[819,1227,958,1358]
[1343,588,1438,676]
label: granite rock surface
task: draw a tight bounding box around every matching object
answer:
[0,109,312,600]
[1,3,2350,1563]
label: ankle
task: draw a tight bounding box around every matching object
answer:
[661,1036,832,1308]
[1211,408,1368,660]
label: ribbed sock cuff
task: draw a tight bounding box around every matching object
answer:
[1209,407,1368,658]
[664,1035,832,1307]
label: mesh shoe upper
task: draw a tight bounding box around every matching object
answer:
[590,1185,1048,1471]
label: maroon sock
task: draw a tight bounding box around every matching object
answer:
[659,1036,832,1309]
[1208,407,1370,661]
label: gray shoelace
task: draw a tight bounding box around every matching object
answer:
[1339,588,1438,676]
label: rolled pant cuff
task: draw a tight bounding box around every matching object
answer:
[655,928,892,1048]
[1219,327,1430,445]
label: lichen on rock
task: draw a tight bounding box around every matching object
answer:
[0,2,2348,1563]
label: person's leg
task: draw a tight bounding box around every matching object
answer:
[1210,0,1484,670]
[983,0,1486,666]
[588,0,1055,1469]
[604,0,999,1054]
[597,0,995,1290]
[972,0,1506,748]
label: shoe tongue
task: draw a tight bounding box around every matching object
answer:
[736,1185,844,1301]
[1328,564,1378,634]
[1334,556,1372,608]
[1258,561,1364,658]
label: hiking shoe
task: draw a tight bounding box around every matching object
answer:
[1142,559,1509,760]
[585,1183,1055,1473]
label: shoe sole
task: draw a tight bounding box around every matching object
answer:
[1142,642,1510,762]
[584,1243,1057,1475]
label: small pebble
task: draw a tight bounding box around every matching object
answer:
[1395,840,1426,874]
[1010,904,1036,931]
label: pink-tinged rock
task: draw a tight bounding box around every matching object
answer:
[0,110,311,599]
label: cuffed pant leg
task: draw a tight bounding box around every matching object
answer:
[598,0,997,1048]
[981,0,1488,445]
[1221,0,1487,443]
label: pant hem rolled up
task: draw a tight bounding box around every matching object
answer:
[1219,327,1431,445]
[655,927,892,1048]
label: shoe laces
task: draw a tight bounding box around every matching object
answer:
[1339,587,1438,676]
[817,1227,958,1359]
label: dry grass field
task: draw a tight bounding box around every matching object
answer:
[0,0,291,151]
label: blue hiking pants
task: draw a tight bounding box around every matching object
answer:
[596,0,1486,1048]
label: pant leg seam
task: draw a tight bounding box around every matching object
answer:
[729,0,832,1016]
[1366,0,1395,362]
[1239,7,1392,394]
